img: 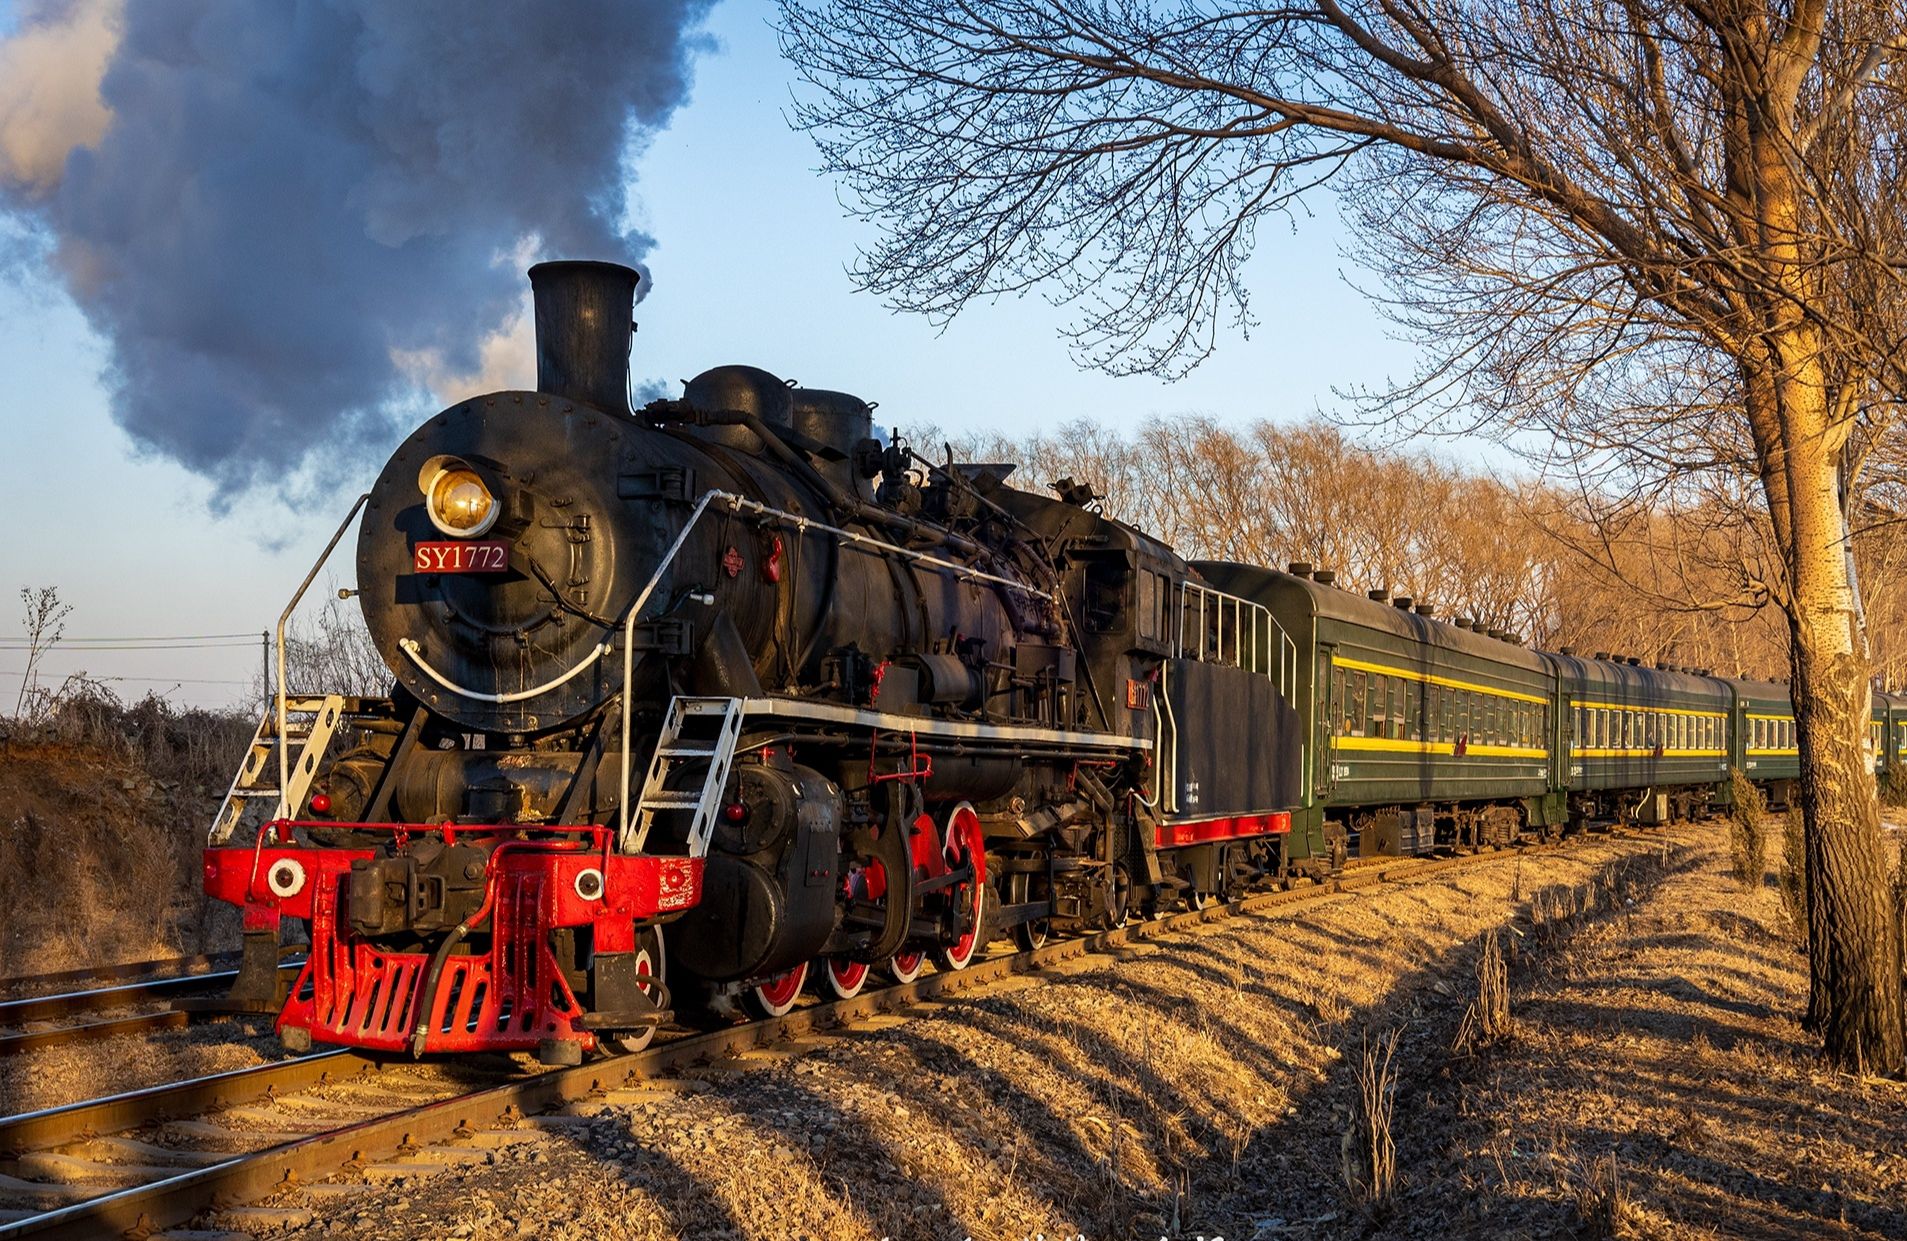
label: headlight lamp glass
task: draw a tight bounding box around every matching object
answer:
[426,467,499,537]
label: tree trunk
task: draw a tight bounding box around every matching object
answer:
[1778,376,1906,1074]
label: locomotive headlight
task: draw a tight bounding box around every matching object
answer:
[423,465,499,538]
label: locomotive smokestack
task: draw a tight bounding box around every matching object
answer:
[528,260,641,416]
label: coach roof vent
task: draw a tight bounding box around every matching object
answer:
[1594,651,1609,661]
[1313,569,1337,585]
[1414,603,1436,617]
[1559,645,1575,656]
[1368,589,1390,602]
[1454,616,1473,629]
[1392,595,1414,610]
[1287,562,1313,579]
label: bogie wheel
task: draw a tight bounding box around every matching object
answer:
[1008,872,1051,951]
[934,803,988,971]
[887,951,926,984]
[599,925,665,1055]
[821,957,870,1001]
[746,961,809,1019]
[1107,861,1133,929]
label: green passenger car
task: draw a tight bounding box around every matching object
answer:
[1545,654,1732,822]
[1193,562,1563,864]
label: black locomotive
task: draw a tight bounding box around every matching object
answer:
[205,261,1304,1060]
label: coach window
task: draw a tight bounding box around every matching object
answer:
[1348,671,1367,736]
[1368,675,1386,738]
[1405,682,1422,741]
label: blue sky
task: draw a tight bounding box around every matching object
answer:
[0,1,1421,710]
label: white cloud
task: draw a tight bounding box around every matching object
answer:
[0,0,123,196]
[392,303,536,407]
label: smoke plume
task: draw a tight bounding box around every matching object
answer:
[0,0,713,497]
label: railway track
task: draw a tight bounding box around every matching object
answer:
[0,955,240,1002]
[0,832,1637,1240]
[0,964,303,1059]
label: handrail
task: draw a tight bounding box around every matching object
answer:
[618,490,731,842]
[397,637,611,704]
[1169,577,1304,723]
[276,494,370,819]
[614,490,1060,843]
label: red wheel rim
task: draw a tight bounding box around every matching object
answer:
[752,960,808,1016]
[825,957,870,999]
[937,803,987,970]
[889,951,925,982]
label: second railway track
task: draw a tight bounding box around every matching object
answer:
[0,963,303,1059]
[0,829,1646,1240]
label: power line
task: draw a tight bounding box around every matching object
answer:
[0,631,261,643]
[0,668,254,686]
[0,641,262,652]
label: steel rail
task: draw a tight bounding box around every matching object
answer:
[0,830,1640,1239]
[0,976,237,1028]
[0,954,238,998]
[0,1013,192,1059]
[0,1051,373,1157]
[0,961,304,1028]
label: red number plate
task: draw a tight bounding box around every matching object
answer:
[413,540,510,574]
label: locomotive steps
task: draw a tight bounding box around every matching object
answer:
[0,826,1770,1241]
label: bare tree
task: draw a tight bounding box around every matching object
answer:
[786,0,1907,1069]
[263,588,392,709]
[13,586,73,719]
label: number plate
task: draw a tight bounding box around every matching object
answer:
[413,540,510,574]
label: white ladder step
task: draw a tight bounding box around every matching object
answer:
[657,746,717,758]
[640,793,704,809]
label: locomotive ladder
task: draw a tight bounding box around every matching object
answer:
[625,696,746,855]
[209,694,347,845]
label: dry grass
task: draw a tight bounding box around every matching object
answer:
[1438,830,1907,1240]
[1455,928,1512,1053]
[0,690,249,977]
[1569,1150,1633,1239]
[1340,1027,1400,1216]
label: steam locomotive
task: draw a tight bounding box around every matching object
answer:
[203,261,1304,1062]
[204,260,1900,1064]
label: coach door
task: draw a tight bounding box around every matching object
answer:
[1318,642,1342,801]
[1556,690,1576,790]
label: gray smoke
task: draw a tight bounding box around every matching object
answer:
[0,0,713,499]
